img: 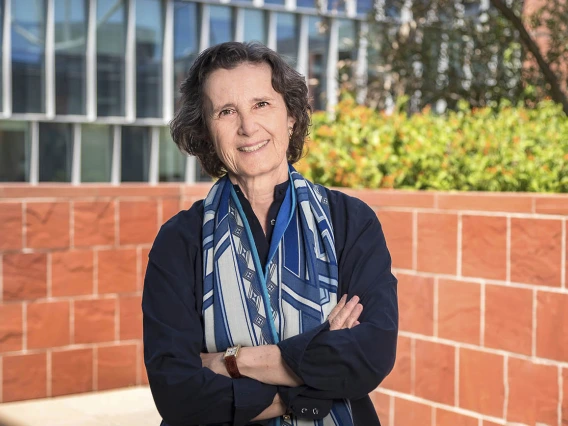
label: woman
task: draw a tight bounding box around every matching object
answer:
[143,42,398,426]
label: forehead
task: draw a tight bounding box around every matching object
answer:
[203,62,278,105]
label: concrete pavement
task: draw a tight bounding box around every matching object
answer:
[0,386,162,426]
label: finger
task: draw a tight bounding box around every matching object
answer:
[329,296,360,330]
[353,321,361,327]
[343,303,363,329]
[327,294,347,323]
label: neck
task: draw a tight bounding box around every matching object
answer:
[228,167,289,234]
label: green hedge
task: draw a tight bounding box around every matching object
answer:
[296,97,568,193]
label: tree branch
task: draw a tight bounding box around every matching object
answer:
[490,0,568,115]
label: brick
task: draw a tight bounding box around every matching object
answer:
[377,210,413,269]
[461,215,506,280]
[52,348,93,397]
[3,353,47,402]
[27,301,70,349]
[51,250,94,297]
[98,248,137,294]
[25,202,70,249]
[119,295,142,340]
[484,285,532,355]
[417,213,457,274]
[0,202,23,251]
[397,274,434,335]
[436,409,478,426]
[73,201,116,247]
[119,201,158,245]
[381,336,411,393]
[393,397,432,426]
[0,304,23,352]
[562,368,568,426]
[140,248,151,288]
[438,279,480,344]
[537,291,568,362]
[415,340,455,405]
[437,193,533,213]
[97,344,137,391]
[534,195,568,215]
[511,218,562,287]
[74,299,116,344]
[3,253,47,301]
[370,391,390,425]
[506,358,558,425]
[347,189,435,209]
[161,198,181,223]
[481,422,502,426]
[459,348,504,417]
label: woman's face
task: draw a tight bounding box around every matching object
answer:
[203,62,296,182]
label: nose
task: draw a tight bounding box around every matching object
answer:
[237,111,259,136]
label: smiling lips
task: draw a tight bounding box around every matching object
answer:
[237,140,269,153]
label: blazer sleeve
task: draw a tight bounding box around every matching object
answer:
[277,195,398,400]
[143,213,277,426]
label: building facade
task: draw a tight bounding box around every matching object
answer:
[0,0,369,185]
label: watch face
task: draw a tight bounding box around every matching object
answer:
[226,347,238,357]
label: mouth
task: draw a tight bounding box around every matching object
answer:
[237,140,269,153]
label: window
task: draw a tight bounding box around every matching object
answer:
[296,0,316,9]
[337,19,357,84]
[0,122,30,182]
[159,127,185,182]
[12,0,46,113]
[97,0,127,117]
[136,0,164,118]
[264,0,284,5]
[209,6,233,46]
[243,9,266,44]
[328,0,346,13]
[276,13,298,67]
[173,1,199,109]
[357,0,373,15]
[55,0,88,115]
[308,17,328,111]
[39,123,73,182]
[121,126,150,182]
[81,124,113,182]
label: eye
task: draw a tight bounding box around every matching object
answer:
[219,109,235,117]
[256,101,269,109]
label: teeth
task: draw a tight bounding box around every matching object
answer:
[238,140,268,153]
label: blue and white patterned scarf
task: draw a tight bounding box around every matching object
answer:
[202,166,354,426]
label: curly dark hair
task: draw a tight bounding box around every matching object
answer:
[170,42,311,178]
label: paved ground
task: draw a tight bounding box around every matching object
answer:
[0,386,162,426]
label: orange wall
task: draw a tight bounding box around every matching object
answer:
[0,184,567,426]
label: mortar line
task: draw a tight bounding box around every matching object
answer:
[93,346,98,391]
[502,354,509,419]
[389,395,394,426]
[46,350,52,397]
[557,365,563,426]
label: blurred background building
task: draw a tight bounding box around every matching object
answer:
[0,0,368,185]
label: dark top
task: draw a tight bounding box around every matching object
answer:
[143,181,398,426]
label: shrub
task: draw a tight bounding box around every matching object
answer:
[296,96,568,192]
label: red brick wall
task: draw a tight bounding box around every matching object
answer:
[1,185,567,426]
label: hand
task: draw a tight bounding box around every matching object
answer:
[200,352,228,377]
[327,294,363,331]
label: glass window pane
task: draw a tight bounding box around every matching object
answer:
[338,19,357,84]
[0,121,30,182]
[328,0,345,13]
[39,123,73,182]
[81,124,113,182]
[209,6,233,46]
[297,0,316,9]
[174,1,199,109]
[276,13,298,67]
[159,127,185,182]
[121,126,150,182]
[264,0,284,6]
[97,0,127,117]
[0,1,4,112]
[136,0,164,118]
[356,0,373,15]
[243,10,266,44]
[308,17,328,111]
[55,0,88,115]
[12,0,46,114]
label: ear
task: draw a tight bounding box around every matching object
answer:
[287,115,296,129]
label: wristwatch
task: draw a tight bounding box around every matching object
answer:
[224,345,242,378]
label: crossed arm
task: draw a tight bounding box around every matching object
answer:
[200,295,364,420]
